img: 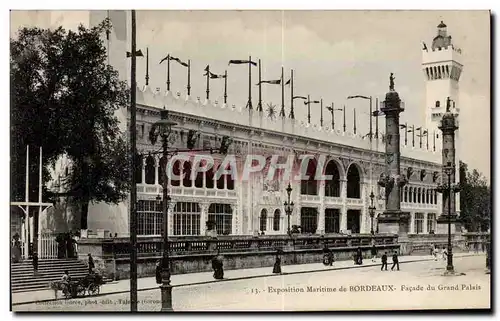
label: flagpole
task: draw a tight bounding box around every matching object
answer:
[433,130,436,151]
[248,55,252,110]
[320,99,323,127]
[224,70,228,104]
[167,55,170,92]
[419,128,422,148]
[332,103,335,129]
[369,96,372,140]
[343,105,346,132]
[426,131,429,150]
[145,48,149,86]
[187,59,191,96]
[25,145,29,205]
[353,107,357,134]
[412,125,415,147]
[205,66,210,100]
[280,66,285,117]
[375,97,379,139]
[405,122,408,145]
[290,69,294,119]
[307,95,311,124]
[37,146,42,257]
[258,59,262,112]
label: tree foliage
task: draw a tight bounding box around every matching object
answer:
[459,161,491,232]
[11,19,130,230]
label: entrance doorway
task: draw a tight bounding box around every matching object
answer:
[347,210,361,233]
[325,209,340,233]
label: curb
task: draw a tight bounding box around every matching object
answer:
[11,254,480,306]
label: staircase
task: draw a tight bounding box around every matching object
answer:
[10,259,111,293]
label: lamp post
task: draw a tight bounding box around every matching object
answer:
[284,183,294,236]
[150,109,177,312]
[443,162,455,273]
[369,191,376,235]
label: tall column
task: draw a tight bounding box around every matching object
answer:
[318,181,325,234]
[199,202,209,236]
[340,179,348,232]
[377,74,410,236]
[154,156,159,185]
[231,204,239,235]
[141,157,146,184]
[437,102,459,224]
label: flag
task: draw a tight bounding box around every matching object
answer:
[159,54,170,64]
[416,127,422,130]
[209,72,226,79]
[228,59,257,66]
[204,65,209,72]
[305,100,320,105]
[285,78,291,85]
[399,124,407,129]
[293,96,307,100]
[256,79,281,85]
[347,95,370,100]
[170,56,188,67]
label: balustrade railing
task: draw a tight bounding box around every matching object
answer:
[93,234,399,259]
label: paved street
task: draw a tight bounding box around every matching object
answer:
[13,254,489,311]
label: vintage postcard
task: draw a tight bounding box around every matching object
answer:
[9,9,491,312]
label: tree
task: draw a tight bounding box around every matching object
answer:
[459,161,491,232]
[11,19,130,230]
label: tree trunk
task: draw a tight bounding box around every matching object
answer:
[80,199,90,230]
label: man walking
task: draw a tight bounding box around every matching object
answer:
[381,252,388,271]
[88,253,95,274]
[370,244,377,262]
[391,251,400,271]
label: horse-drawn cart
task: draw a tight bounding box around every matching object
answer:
[50,273,104,299]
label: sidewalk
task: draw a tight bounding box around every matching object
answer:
[11,252,483,305]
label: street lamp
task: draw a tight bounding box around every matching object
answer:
[369,191,376,235]
[150,108,177,312]
[438,161,460,273]
[284,183,294,236]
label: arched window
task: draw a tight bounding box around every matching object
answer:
[183,160,192,187]
[216,164,225,189]
[404,187,408,202]
[135,154,143,184]
[417,188,421,203]
[260,209,267,232]
[413,187,417,203]
[324,160,341,197]
[225,162,235,190]
[205,166,214,189]
[435,101,440,108]
[346,164,361,199]
[171,160,181,187]
[273,209,280,231]
[145,155,155,185]
[300,158,318,195]
[434,190,438,204]
[426,190,430,204]
[158,156,167,186]
[194,159,204,188]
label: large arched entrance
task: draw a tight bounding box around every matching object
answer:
[300,158,318,195]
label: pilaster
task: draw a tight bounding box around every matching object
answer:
[340,179,348,232]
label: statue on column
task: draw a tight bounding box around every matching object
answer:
[389,73,395,91]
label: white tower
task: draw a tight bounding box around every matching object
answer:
[422,20,462,217]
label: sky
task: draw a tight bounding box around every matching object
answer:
[9,10,491,180]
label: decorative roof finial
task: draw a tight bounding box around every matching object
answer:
[446,96,451,112]
[389,73,395,91]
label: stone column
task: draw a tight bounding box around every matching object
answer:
[437,101,459,224]
[423,213,428,234]
[377,77,410,236]
[340,179,348,232]
[167,201,176,236]
[318,181,325,234]
[199,202,209,236]
[141,157,146,184]
[154,155,159,186]
[231,203,239,235]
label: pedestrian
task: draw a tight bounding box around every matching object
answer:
[273,250,282,274]
[381,252,388,271]
[370,244,377,262]
[442,246,448,260]
[356,247,363,265]
[391,251,400,271]
[155,260,162,284]
[32,252,39,276]
[88,253,95,274]
[212,250,224,280]
[432,245,438,261]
